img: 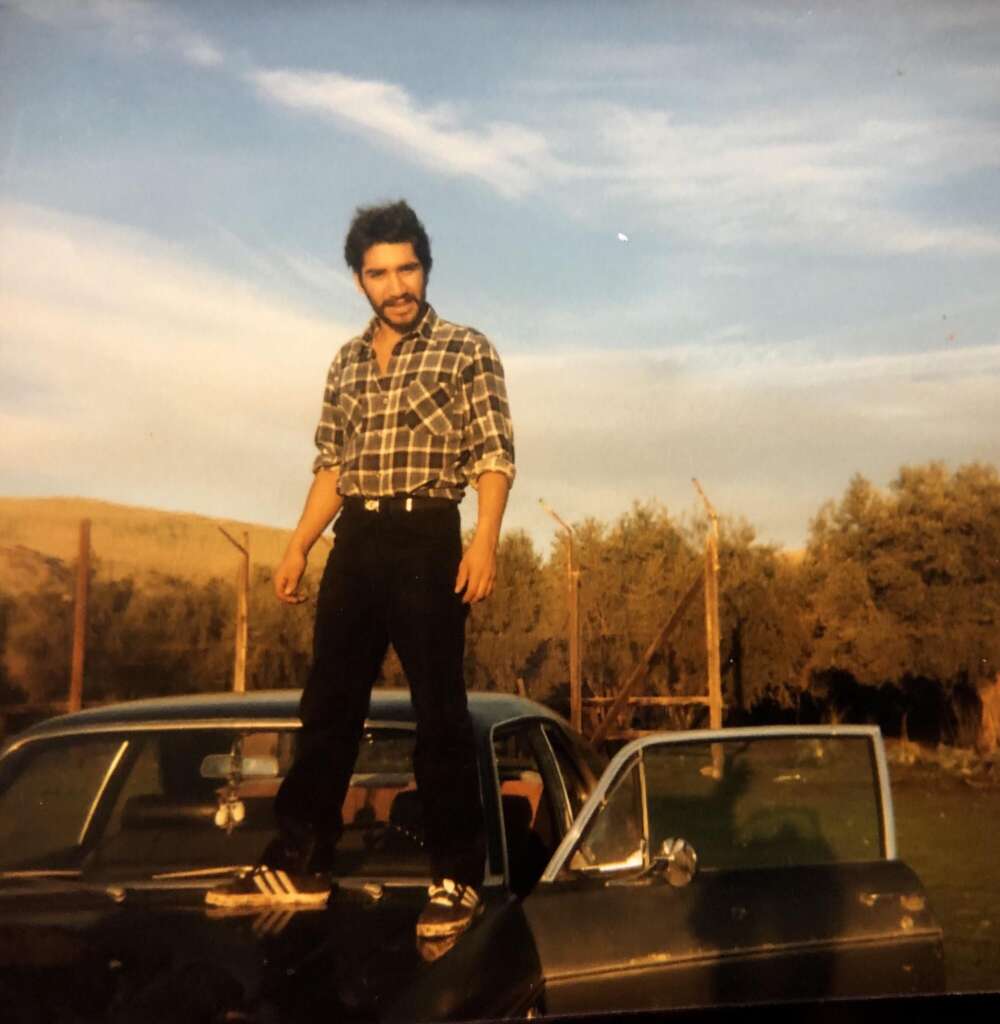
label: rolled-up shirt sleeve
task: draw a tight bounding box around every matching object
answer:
[312,355,345,474]
[464,337,516,488]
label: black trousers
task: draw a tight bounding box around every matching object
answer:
[274,501,486,887]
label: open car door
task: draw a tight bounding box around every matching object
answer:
[521,726,945,1014]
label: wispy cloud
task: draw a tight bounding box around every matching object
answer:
[0,203,349,523]
[12,0,997,263]
[526,4,1000,256]
[505,338,1000,547]
[580,103,1000,254]
[249,69,569,199]
[205,222,356,298]
[276,250,357,295]
[10,0,224,67]
[910,1,1000,32]
[725,0,1000,44]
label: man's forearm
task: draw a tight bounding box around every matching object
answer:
[473,471,510,550]
[287,468,343,556]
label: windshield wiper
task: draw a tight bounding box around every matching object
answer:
[0,869,83,881]
[151,865,252,881]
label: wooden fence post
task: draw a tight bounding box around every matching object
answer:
[705,525,723,729]
[68,518,90,712]
[569,561,581,731]
[540,500,582,732]
[694,480,723,776]
[219,527,249,693]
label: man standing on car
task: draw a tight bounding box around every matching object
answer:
[207,201,514,942]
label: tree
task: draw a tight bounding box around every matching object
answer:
[701,518,812,720]
[4,577,74,702]
[85,572,233,699]
[0,591,27,703]
[538,503,704,729]
[247,565,317,690]
[804,463,1000,750]
[466,530,547,695]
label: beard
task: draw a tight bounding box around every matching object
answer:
[364,287,427,335]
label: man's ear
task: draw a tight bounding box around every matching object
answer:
[353,273,365,295]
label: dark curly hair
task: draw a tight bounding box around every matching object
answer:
[343,200,433,276]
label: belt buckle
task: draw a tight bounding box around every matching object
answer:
[364,499,379,512]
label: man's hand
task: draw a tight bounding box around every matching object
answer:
[274,468,342,606]
[454,534,497,604]
[274,548,308,604]
[455,470,509,604]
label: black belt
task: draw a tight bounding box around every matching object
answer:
[341,495,457,514]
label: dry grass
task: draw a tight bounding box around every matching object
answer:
[0,496,331,585]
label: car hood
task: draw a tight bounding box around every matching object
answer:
[0,878,539,1022]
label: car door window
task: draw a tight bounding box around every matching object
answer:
[643,735,883,869]
[571,755,645,872]
[494,723,565,894]
[557,732,885,878]
[541,724,593,821]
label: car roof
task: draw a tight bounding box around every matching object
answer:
[9,689,567,745]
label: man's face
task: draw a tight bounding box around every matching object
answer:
[355,241,427,334]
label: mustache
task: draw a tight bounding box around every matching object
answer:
[381,294,419,309]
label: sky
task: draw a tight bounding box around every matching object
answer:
[2,0,999,556]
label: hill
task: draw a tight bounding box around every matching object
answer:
[0,496,331,586]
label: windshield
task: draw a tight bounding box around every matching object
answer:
[0,727,428,881]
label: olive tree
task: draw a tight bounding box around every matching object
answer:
[804,463,1000,751]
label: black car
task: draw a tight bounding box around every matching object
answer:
[0,690,944,1021]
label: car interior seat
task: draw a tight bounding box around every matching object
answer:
[502,793,550,897]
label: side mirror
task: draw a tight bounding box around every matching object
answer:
[200,753,279,780]
[656,837,698,887]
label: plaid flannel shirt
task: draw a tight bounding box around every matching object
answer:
[313,305,515,501]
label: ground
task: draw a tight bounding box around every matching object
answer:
[891,759,1000,992]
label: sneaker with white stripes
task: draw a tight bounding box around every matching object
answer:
[415,879,482,939]
[204,865,330,909]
